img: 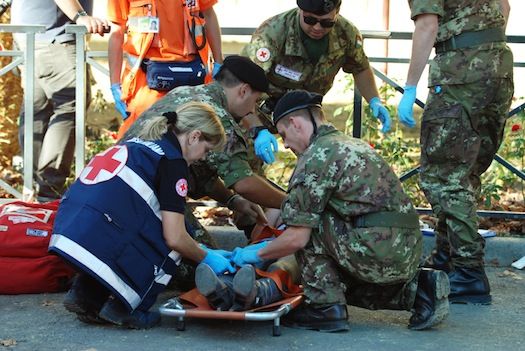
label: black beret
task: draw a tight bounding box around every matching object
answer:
[297,0,341,15]
[273,90,323,125]
[221,55,269,93]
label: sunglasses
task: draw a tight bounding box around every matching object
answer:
[303,15,337,28]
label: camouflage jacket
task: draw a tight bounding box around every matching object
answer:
[409,0,513,85]
[241,8,370,99]
[281,124,415,228]
[123,82,262,193]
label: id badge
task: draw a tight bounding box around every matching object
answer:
[128,16,159,33]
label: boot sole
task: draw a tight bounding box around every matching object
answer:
[195,264,232,311]
[195,264,222,297]
[233,265,255,297]
[449,294,492,305]
[283,319,350,333]
[409,270,450,331]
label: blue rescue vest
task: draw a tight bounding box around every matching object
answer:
[49,135,183,311]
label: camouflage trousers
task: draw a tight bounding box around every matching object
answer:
[295,212,422,311]
[420,78,514,268]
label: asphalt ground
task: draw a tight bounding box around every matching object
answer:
[1,228,524,351]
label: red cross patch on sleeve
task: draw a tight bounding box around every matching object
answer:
[256,47,271,62]
[175,178,188,197]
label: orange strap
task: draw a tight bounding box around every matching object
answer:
[252,226,284,243]
[181,0,213,82]
[255,268,303,298]
[121,1,157,101]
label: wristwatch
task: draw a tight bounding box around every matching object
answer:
[73,10,88,22]
[248,126,267,139]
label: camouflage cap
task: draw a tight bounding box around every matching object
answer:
[221,55,269,93]
[273,90,323,125]
[297,0,342,15]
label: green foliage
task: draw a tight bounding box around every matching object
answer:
[262,78,524,210]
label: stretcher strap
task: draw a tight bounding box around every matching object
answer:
[179,288,212,310]
[255,268,303,298]
[251,226,284,242]
[178,288,302,313]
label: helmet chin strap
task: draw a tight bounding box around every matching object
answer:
[307,108,318,135]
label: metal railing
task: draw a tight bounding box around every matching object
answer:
[0,25,524,220]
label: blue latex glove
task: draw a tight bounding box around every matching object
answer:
[202,249,236,274]
[369,97,391,133]
[110,83,128,120]
[254,129,278,164]
[200,244,232,260]
[397,85,417,128]
[212,62,222,78]
[231,242,268,267]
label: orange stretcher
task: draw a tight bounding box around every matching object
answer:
[160,226,303,336]
[159,292,303,336]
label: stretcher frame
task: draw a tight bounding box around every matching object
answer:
[159,295,303,336]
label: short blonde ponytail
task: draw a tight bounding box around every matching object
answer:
[136,101,226,150]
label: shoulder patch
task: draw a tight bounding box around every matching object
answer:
[176,178,188,197]
[256,47,271,62]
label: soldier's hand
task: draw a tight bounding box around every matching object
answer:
[369,97,391,133]
[230,196,268,226]
[397,86,417,128]
[254,129,278,164]
[231,243,267,267]
[110,83,129,120]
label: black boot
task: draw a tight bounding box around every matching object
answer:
[423,248,452,273]
[231,265,282,311]
[448,266,491,305]
[63,273,110,324]
[282,303,349,333]
[408,268,450,330]
[194,263,234,311]
[98,296,161,329]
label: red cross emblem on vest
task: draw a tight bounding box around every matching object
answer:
[79,145,128,185]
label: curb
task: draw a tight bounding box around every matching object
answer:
[207,226,525,268]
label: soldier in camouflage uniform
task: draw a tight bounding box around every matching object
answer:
[123,55,286,252]
[397,0,514,305]
[241,0,392,164]
[232,90,450,332]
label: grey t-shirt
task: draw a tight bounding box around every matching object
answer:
[10,0,93,43]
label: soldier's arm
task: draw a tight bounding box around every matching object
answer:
[258,226,312,260]
[232,174,286,209]
[354,67,381,103]
[500,0,510,30]
[405,13,438,86]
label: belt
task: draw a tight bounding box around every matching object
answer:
[434,27,506,54]
[352,211,420,229]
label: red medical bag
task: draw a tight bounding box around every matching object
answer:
[0,201,75,294]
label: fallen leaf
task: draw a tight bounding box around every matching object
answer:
[498,269,523,280]
[0,339,17,347]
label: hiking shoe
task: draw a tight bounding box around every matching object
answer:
[98,296,160,329]
[63,273,108,317]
